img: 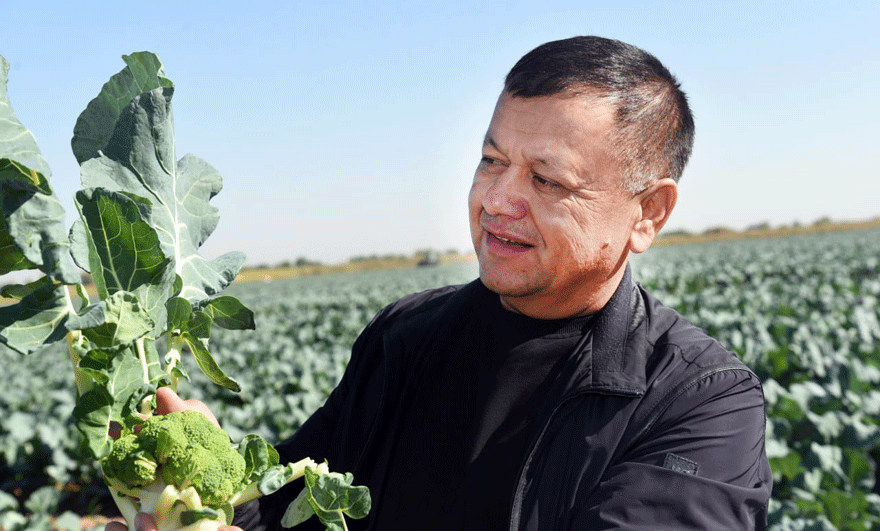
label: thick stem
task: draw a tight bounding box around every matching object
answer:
[135,337,154,415]
[107,488,138,531]
[104,477,213,531]
[228,457,319,507]
[136,337,151,385]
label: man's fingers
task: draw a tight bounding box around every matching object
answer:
[155,386,221,428]
[104,522,127,531]
[155,386,188,414]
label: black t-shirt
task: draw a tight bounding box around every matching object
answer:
[373,294,592,530]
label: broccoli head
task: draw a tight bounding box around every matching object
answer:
[102,410,245,508]
[99,409,364,531]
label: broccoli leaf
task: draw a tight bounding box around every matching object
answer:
[180,508,222,527]
[166,296,193,332]
[238,434,281,484]
[71,188,175,333]
[67,291,154,348]
[281,488,316,529]
[201,296,256,330]
[301,468,371,531]
[71,52,173,165]
[74,345,157,458]
[0,56,80,284]
[178,309,241,391]
[0,278,70,355]
[0,58,51,180]
[73,71,245,305]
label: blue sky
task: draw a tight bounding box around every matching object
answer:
[3,1,878,265]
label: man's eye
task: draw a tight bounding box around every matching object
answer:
[533,174,561,191]
[479,156,505,172]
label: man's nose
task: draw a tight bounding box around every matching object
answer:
[482,167,528,219]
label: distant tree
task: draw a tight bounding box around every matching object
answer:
[661,228,692,237]
[295,257,321,267]
[745,221,771,232]
[417,250,441,267]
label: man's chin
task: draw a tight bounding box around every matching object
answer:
[478,271,537,299]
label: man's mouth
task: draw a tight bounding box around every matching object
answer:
[488,231,533,249]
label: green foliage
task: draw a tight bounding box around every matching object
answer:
[282,467,371,530]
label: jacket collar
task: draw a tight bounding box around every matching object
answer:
[566,264,647,397]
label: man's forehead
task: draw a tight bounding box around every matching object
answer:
[484,93,616,148]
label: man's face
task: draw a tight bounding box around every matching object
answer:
[468,92,644,319]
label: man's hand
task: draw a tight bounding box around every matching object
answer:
[104,513,244,531]
[154,386,221,427]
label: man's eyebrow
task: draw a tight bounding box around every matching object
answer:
[482,133,565,171]
[482,134,500,151]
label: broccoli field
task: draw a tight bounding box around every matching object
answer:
[2,227,880,530]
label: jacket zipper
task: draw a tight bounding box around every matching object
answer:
[507,390,589,531]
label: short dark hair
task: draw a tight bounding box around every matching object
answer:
[504,36,695,192]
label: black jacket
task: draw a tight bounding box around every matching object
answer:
[236,267,772,530]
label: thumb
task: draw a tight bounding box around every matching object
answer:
[155,387,221,428]
[155,386,188,414]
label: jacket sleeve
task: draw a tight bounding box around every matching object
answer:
[577,366,773,530]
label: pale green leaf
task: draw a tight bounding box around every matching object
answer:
[71,51,172,165]
[67,291,154,348]
[77,87,245,305]
[53,512,82,531]
[238,434,280,483]
[68,218,90,272]
[73,386,114,458]
[0,279,70,355]
[281,488,316,529]
[259,464,300,496]
[0,56,51,183]
[24,486,60,516]
[302,467,371,530]
[0,56,79,284]
[180,508,221,527]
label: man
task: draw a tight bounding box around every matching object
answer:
[111,35,772,530]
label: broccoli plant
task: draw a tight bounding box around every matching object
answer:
[0,53,369,530]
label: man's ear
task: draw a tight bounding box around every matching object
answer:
[630,178,678,254]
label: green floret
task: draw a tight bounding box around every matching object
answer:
[161,445,239,506]
[101,410,246,509]
[101,432,158,488]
